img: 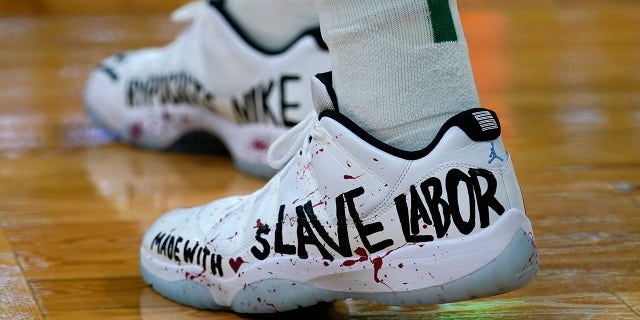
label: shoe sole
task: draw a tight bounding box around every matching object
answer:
[140,209,538,313]
[85,102,285,179]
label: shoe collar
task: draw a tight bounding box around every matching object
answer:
[311,72,502,161]
[205,0,328,54]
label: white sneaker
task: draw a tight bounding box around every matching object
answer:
[139,73,538,313]
[84,0,330,178]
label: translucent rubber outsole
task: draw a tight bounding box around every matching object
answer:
[140,228,538,314]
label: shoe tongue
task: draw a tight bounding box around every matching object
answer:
[311,72,339,114]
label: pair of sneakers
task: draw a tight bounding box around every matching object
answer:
[85,0,538,313]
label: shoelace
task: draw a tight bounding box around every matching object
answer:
[267,111,388,198]
[267,112,320,169]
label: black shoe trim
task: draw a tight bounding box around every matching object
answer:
[314,72,339,111]
[208,0,328,54]
[318,108,502,161]
[97,64,119,82]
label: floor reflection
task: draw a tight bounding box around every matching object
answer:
[83,144,266,220]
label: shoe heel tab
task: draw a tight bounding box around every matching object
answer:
[448,108,502,142]
[312,72,339,113]
[208,0,225,11]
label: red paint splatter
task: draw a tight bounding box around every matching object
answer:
[339,245,407,284]
[354,247,367,257]
[341,259,360,267]
[372,257,384,282]
[341,247,368,267]
[373,158,379,162]
[371,245,405,283]
[344,174,364,180]
[225,231,239,240]
[185,270,206,280]
[323,261,329,266]
[340,247,401,283]
[207,233,220,245]
[528,251,538,264]
[251,139,269,151]
[257,297,262,303]
[266,302,276,308]
[398,263,404,268]
[293,189,319,205]
[229,257,245,273]
[254,219,263,229]
[130,122,143,140]
[297,160,313,180]
[313,201,327,208]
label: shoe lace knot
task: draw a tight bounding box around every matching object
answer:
[267,111,321,169]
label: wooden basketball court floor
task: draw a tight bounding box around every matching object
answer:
[0,1,638,319]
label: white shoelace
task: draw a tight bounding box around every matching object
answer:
[266,111,389,198]
[267,112,320,169]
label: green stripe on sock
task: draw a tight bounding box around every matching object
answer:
[427,0,458,43]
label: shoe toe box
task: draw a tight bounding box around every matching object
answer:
[141,196,245,263]
[141,207,205,258]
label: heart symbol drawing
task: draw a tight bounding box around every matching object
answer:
[229,257,245,273]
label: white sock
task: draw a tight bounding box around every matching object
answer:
[314,0,481,150]
[223,0,319,51]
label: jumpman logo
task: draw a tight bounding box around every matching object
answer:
[488,142,504,164]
